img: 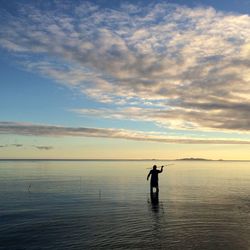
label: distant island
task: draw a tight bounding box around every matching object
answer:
[177,157,214,161]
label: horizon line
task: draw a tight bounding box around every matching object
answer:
[0,158,250,162]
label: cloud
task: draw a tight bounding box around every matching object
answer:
[12,144,23,147]
[1,2,250,131]
[34,146,53,150]
[71,102,250,132]
[0,141,52,150]
[1,121,250,144]
[0,144,23,148]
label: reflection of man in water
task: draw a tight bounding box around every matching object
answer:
[147,165,164,193]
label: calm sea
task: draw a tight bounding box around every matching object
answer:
[0,160,250,250]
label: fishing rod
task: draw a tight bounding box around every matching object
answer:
[146,163,174,169]
[164,164,174,167]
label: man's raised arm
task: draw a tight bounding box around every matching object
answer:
[159,166,164,173]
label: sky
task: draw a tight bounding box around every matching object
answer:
[1,0,250,160]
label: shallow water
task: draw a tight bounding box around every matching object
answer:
[0,160,250,249]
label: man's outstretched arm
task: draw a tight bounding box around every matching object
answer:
[147,171,151,180]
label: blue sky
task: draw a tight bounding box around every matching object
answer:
[1,0,250,159]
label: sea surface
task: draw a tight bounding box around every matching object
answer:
[0,160,250,250]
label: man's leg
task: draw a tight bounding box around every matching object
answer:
[150,184,153,194]
[156,184,159,193]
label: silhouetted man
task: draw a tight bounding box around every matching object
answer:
[147,165,164,193]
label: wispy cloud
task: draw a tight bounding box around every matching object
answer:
[0,144,23,148]
[0,141,52,150]
[12,144,23,147]
[1,121,250,144]
[33,146,53,150]
[1,2,250,131]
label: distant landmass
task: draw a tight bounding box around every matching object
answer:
[177,157,214,161]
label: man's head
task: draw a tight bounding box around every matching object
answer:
[153,165,157,170]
